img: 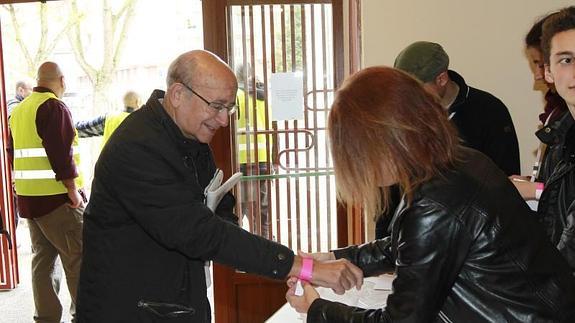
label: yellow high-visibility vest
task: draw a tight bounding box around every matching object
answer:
[102,111,129,146]
[9,91,83,196]
[237,89,269,163]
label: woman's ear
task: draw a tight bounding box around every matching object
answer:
[544,65,555,84]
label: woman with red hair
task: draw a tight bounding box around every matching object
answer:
[286,66,575,322]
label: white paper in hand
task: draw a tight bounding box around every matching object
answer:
[203,170,242,287]
[205,261,212,287]
[295,280,304,296]
[204,169,242,211]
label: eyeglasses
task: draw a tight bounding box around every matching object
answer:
[180,82,237,115]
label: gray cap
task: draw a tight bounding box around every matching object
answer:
[394,41,449,83]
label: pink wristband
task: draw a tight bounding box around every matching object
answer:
[535,182,544,200]
[299,258,313,282]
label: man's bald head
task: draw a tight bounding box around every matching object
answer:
[163,50,238,143]
[166,50,237,90]
[37,62,63,82]
[36,62,66,98]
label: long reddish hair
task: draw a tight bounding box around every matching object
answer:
[328,66,460,217]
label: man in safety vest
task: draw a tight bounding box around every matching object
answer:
[8,62,85,323]
[75,90,142,146]
[236,64,273,238]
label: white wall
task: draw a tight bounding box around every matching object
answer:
[361,0,573,176]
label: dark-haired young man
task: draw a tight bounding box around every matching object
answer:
[537,6,575,271]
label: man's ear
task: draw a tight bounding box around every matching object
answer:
[544,64,555,84]
[168,83,185,108]
[435,71,449,87]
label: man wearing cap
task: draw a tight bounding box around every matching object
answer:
[394,41,520,176]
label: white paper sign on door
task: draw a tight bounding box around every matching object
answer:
[270,72,304,121]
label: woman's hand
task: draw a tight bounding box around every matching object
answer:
[288,251,363,295]
[286,280,320,314]
[312,258,363,294]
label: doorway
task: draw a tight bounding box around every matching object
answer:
[206,1,354,321]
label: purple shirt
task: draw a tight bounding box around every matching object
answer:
[8,87,80,218]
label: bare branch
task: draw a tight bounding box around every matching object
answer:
[101,0,114,72]
[7,4,33,75]
[115,0,133,19]
[112,0,138,73]
[66,0,96,83]
[33,3,49,66]
[45,9,81,58]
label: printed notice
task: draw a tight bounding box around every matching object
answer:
[270,72,304,121]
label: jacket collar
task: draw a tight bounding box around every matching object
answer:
[447,70,470,115]
[536,111,574,146]
[33,86,57,96]
[146,89,210,157]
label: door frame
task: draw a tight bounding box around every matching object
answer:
[202,1,363,321]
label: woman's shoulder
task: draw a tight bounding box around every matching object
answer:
[413,148,503,217]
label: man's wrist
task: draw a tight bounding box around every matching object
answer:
[298,257,314,282]
[288,256,302,278]
[61,178,78,193]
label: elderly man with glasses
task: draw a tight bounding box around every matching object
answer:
[77,50,363,322]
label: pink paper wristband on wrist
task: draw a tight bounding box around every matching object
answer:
[299,257,313,282]
[535,182,544,200]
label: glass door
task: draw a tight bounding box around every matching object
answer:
[229,3,338,253]
[208,1,347,322]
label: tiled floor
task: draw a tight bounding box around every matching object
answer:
[0,221,72,323]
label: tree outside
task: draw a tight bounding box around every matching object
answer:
[1,0,204,191]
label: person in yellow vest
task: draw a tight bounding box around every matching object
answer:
[8,61,85,323]
[236,64,272,238]
[101,91,141,144]
[75,90,142,146]
[6,79,35,231]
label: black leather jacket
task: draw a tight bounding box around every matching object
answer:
[308,148,575,322]
[537,112,575,271]
[536,111,573,183]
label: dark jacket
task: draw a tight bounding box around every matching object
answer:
[77,90,294,322]
[448,71,520,176]
[535,107,572,183]
[537,112,575,270]
[375,73,520,238]
[308,148,575,322]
